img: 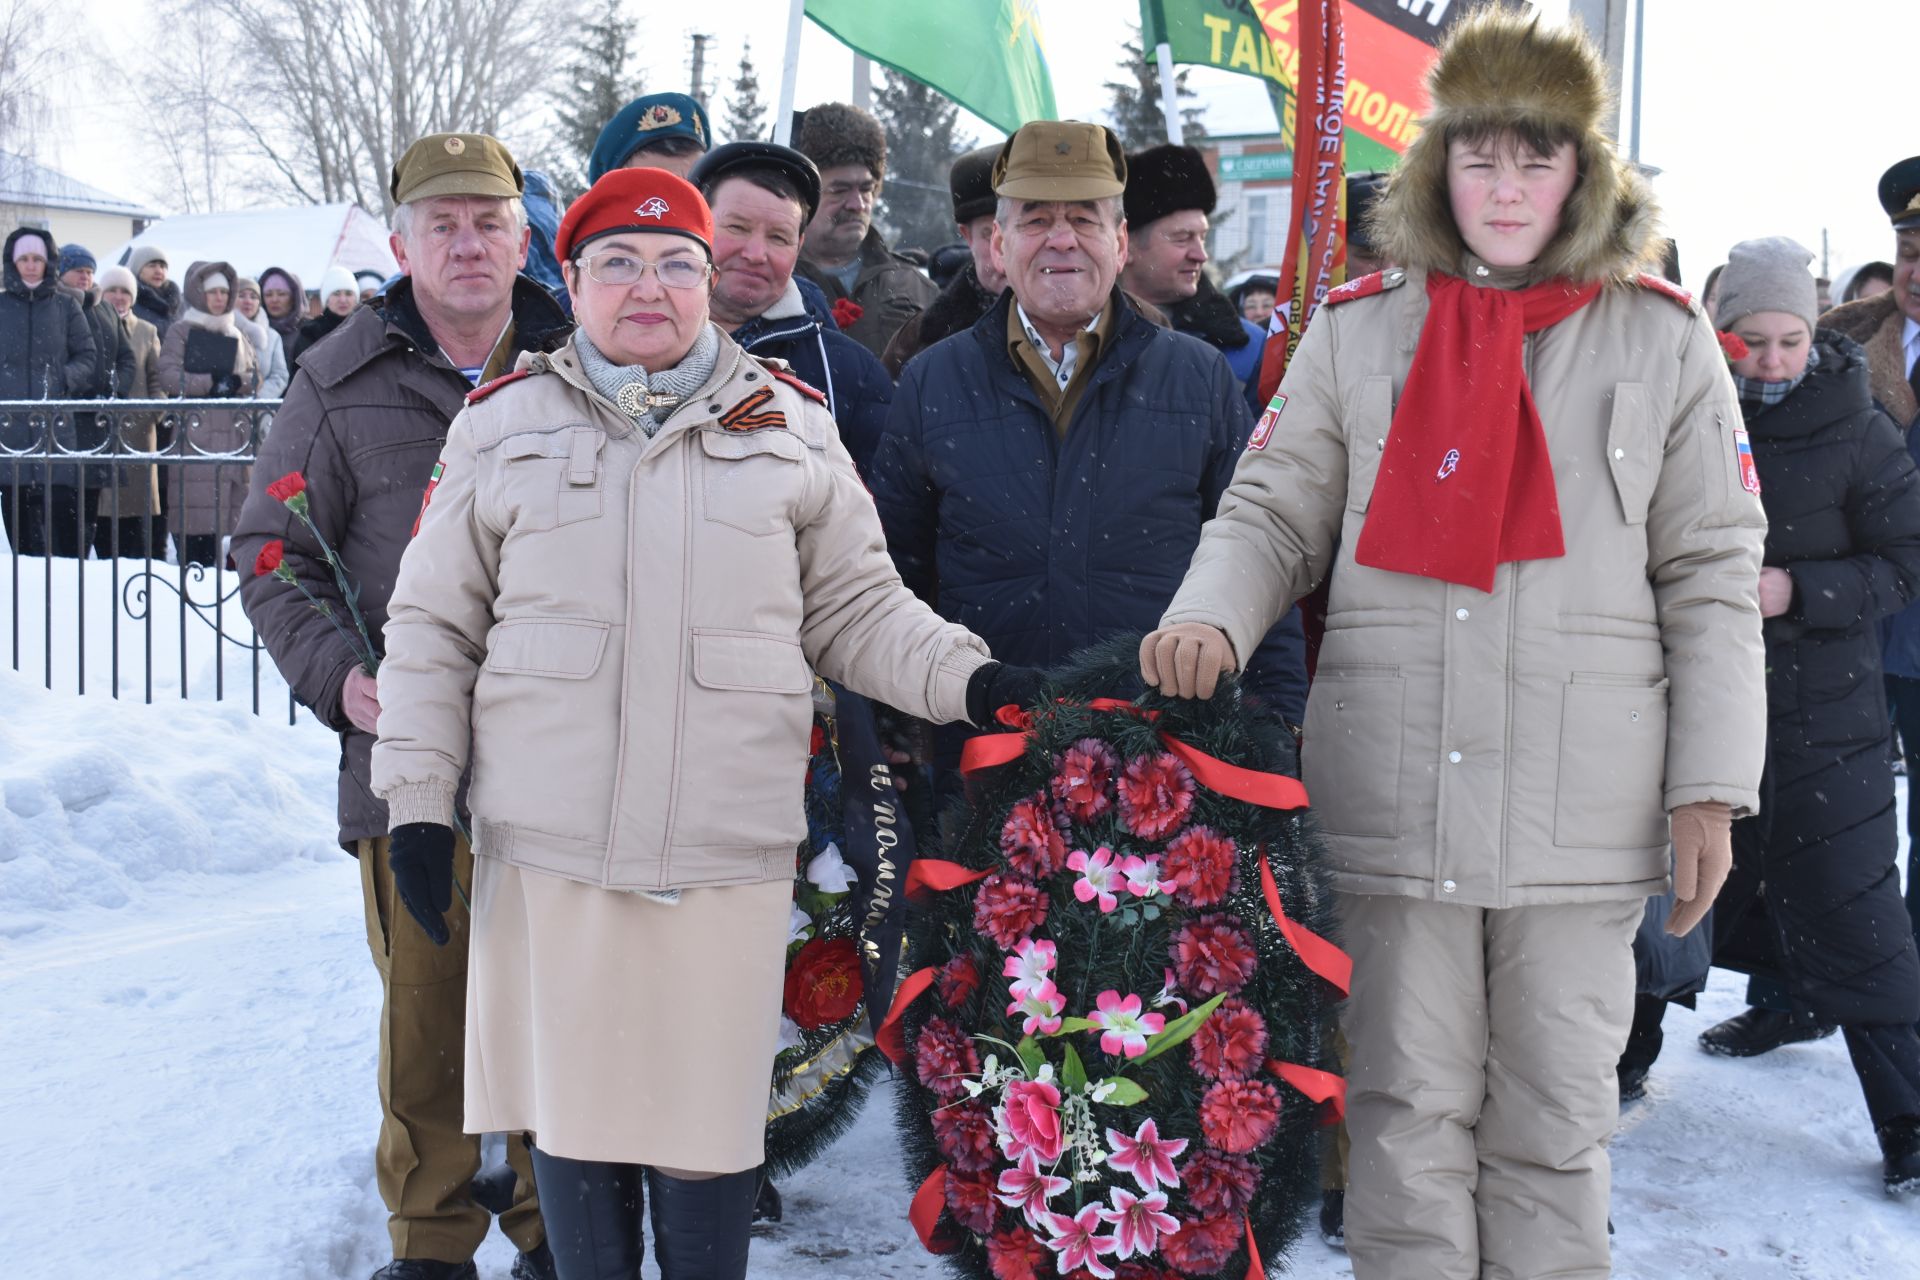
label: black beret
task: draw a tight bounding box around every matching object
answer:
[1879,156,1920,231]
[950,143,1000,224]
[690,141,822,225]
[1122,144,1215,230]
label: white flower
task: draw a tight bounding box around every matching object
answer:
[805,843,855,894]
[787,903,814,944]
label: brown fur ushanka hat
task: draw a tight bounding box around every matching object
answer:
[795,102,887,181]
[1365,7,1666,286]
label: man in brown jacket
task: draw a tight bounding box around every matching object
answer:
[232,134,569,1280]
[1142,13,1765,1277]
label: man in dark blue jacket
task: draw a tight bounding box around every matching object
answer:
[868,122,1308,762]
[690,141,894,476]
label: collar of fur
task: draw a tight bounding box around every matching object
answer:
[1822,290,1916,424]
[1167,274,1250,348]
[762,277,810,324]
[181,306,237,334]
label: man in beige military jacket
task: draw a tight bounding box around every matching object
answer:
[1142,12,1766,1278]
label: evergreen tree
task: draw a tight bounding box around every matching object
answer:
[871,70,971,254]
[1105,29,1206,149]
[724,40,767,143]
[551,0,641,199]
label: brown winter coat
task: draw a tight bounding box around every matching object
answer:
[1823,289,1917,430]
[797,226,937,359]
[157,260,259,539]
[232,276,572,850]
[1162,147,1767,910]
[370,327,989,892]
[108,311,163,519]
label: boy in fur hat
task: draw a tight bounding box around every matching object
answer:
[1144,11,1770,1273]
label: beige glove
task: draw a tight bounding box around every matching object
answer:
[1139,623,1238,700]
[1665,801,1732,937]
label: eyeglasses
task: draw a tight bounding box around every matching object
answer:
[578,250,712,290]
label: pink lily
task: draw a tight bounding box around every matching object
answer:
[1007,980,1066,1036]
[1088,989,1165,1059]
[1104,1117,1189,1194]
[1003,937,1058,1001]
[1099,1186,1181,1259]
[1068,846,1122,913]
[1043,1203,1119,1279]
[1118,853,1179,899]
[1152,966,1189,1016]
[995,1151,1071,1229]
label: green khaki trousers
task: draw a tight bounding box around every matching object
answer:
[359,836,544,1261]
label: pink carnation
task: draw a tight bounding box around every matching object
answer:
[974,873,1050,950]
[1157,1213,1240,1274]
[1169,913,1258,998]
[1188,998,1268,1081]
[931,1099,999,1173]
[915,1016,982,1099]
[1001,793,1070,878]
[1197,1077,1282,1154]
[1052,738,1119,823]
[1179,1149,1259,1217]
[1115,752,1196,840]
[1161,825,1237,907]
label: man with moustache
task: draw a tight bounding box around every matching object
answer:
[793,102,936,359]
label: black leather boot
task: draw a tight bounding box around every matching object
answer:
[1318,1188,1345,1249]
[369,1263,478,1280]
[1698,1006,1836,1058]
[1882,1115,1920,1196]
[650,1169,759,1280]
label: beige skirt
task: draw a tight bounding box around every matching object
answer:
[464,858,792,1171]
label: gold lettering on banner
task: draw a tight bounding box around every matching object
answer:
[861,764,900,967]
[1203,13,1233,62]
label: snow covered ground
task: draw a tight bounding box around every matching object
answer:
[2,666,1916,1277]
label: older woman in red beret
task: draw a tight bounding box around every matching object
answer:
[369,169,1038,1278]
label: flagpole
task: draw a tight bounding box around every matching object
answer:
[1155,42,1184,145]
[775,0,807,145]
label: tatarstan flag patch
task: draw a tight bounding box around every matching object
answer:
[411,460,444,537]
[1249,393,1286,450]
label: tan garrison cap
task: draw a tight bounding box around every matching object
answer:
[391,133,525,206]
[991,121,1127,202]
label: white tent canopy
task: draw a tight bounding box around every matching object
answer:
[109,203,398,291]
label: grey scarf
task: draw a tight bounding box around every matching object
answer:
[575,323,720,435]
[1732,344,1819,410]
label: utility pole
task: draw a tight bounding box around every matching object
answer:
[853,55,872,111]
[689,31,713,111]
[1568,0,1629,142]
[1821,227,1831,279]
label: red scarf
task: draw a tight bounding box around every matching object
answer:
[1352,272,1602,591]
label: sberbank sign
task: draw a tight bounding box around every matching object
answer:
[1218,152,1293,182]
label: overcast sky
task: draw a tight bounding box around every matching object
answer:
[42,0,1910,288]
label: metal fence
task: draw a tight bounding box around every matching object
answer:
[0,398,300,721]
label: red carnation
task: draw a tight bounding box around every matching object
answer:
[783,936,863,1029]
[1051,738,1119,824]
[832,297,865,328]
[931,1099,999,1173]
[986,1226,1054,1280]
[1170,913,1258,997]
[1717,330,1750,362]
[945,1167,999,1235]
[1116,752,1197,840]
[1180,1149,1259,1217]
[266,471,306,503]
[1198,1077,1282,1154]
[915,1016,982,1099]
[973,873,1050,950]
[1157,1213,1240,1274]
[1001,795,1069,878]
[1161,825,1237,907]
[809,723,826,757]
[1189,998,1268,1081]
[253,539,285,577]
[938,953,982,1010]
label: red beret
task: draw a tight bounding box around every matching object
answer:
[555,168,713,263]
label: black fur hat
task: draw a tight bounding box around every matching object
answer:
[794,102,887,180]
[950,144,1000,224]
[1123,144,1215,231]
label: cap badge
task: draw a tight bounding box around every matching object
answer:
[444,137,466,155]
[638,105,683,132]
[1907,193,1920,214]
[635,197,670,219]
[1055,141,1073,155]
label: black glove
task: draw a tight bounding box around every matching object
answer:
[966,662,1048,727]
[210,373,240,397]
[387,822,456,946]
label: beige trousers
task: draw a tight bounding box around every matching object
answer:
[1338,893,1642,1280]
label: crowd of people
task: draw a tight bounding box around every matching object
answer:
[9,7,1920,1280]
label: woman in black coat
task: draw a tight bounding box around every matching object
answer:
[0,227,98,556]
[1705,237,1920,1194]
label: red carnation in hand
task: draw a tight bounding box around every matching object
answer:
[915,1015,982,1099]
[1051,738,1119,824]
[1198,1077,1282,1154]
[1189,998,1268,1081]
[266,471,306,503]
[832,297,865,328]
[945,1168,999,1234]
[1001,794,1069,878]
[252,539,286,577]
[1116,752,1197,840]
[932,1099,999,1173]
[1179,1149,1259,1217]
[974,873,1050,950]
[938,953,982,1010]
[783,936,863,1029]
[1169,912,1258,997]
[1717,330,1750,362]
[1157,1212,1241,1274]
[1161,825,1237,907]
[986,1226,1053,1280]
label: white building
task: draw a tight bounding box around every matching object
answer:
[0,152,159,258]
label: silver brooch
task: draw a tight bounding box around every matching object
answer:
[616,382,680,417]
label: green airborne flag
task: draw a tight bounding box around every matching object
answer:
[804,0,1058,134]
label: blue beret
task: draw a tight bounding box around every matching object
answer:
[588,93,712,185]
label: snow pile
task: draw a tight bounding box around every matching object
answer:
[0,666,338,932]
